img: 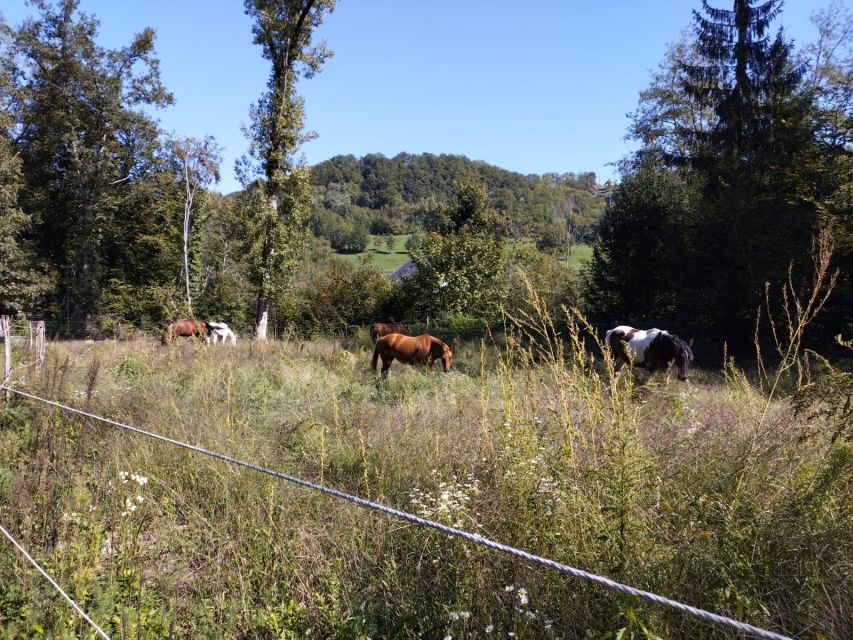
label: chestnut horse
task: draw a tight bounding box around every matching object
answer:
[370,322,408,342]
[371,333,452,375]
[161,318,207,345]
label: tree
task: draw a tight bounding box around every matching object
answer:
[681,0,798,167]
[169,135,222,316]
[592,1,847,350]
[3,0,171,324]
[0,105,51,315]
[241,0,335,339]
[402,178,505,318]
[584,157,695,326]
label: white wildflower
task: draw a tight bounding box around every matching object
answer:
[515,587,529,607]
[504,584,515,592]
[485,624,494,633]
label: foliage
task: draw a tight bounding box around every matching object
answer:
[589,0,853,355]
[401,178,506,318]
[584,157,695,327]
[2,0,172,324]
[241,0,336,338]
[309,153,606,251]
[0,101,51,315]
[290,258,392,334]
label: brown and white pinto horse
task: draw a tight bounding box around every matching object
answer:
[371,333,453,375]
[605,325,694,381]
[161,318,207,345]
[370,322,408,342]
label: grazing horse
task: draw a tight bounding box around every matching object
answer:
[605,325,694,382]
[372,333,452,375]
[161,318,207,345]
[370,322,408,342]
[206,321,238,345]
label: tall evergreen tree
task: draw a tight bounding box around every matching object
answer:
[241,0,335,339]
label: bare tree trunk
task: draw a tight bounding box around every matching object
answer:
[183,154,194,316]
[255,195,278,341]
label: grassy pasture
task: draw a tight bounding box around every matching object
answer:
[0,327,850,639]
[336,234,594,274]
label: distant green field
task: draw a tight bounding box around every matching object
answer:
[335,234,411,272]
[335,234,592,274]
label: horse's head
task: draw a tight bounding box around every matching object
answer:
[673,337,694,381]
[442,345,453,372]
[161,325,171,345]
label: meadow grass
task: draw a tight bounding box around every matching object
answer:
[335,235,412,272]
[335,235,594,274]
[0,326,850,639]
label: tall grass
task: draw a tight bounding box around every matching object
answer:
[0,320,850,639]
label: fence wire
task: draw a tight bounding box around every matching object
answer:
[0,523,111,639]
[1,385,795,640]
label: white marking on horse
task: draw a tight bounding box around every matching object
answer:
[606,326,670,364]
[206,321,238,345]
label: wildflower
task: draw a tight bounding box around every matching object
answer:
[515,587,529,607]
[135,495,144,504]
[504,585,515,592]
[485,624,494,633]
[131,473,149,486]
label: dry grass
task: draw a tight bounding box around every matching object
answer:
[0,327,850,639]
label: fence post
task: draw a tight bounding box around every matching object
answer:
[2,316,11,398]
[36,321,45,367]
[28,321,34,349]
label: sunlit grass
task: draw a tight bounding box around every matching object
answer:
[0,327,849,639]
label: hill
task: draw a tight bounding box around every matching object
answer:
[309,153,608,253]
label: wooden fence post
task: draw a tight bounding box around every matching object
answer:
[36,321,45,367]
[2,316,11,398]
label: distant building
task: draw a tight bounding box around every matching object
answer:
[390,261,418,282]
[595,181,616,205]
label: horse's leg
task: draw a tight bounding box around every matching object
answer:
[381,355,393,375]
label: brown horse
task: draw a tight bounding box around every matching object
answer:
[371,333,452,375]
[161,318,207,345]
[370,322,408,342]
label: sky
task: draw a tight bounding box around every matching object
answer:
[1,0,841,194]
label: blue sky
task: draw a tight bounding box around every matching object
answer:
[1,0,839,194]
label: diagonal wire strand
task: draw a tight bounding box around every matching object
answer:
[1,385,794,640]
[0,523,111,639]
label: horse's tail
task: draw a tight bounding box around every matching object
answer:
[371,341,381,372]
